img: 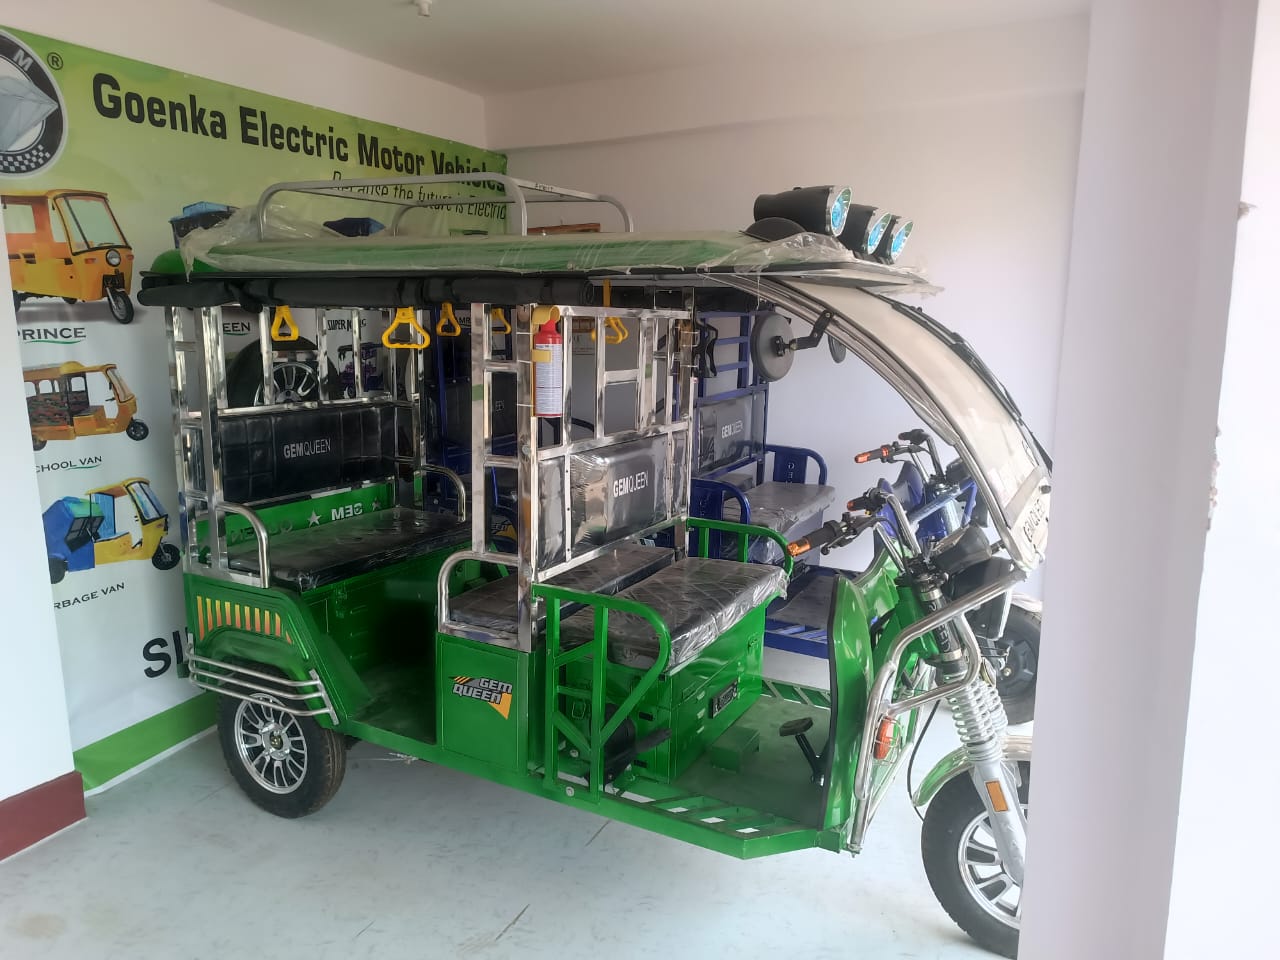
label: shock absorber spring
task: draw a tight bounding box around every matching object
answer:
[947,675,1008,763]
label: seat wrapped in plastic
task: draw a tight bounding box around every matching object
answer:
[225,507,466,591]
[559,557,788,670]
[717,481,836,562]
[450,542,674,633]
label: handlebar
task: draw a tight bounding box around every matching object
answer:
[787,512,881,558]
[856,427,944,478]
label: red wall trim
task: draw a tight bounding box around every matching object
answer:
[0,772,85,861]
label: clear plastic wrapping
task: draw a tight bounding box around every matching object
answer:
[223,507,466,591]
[559,557,788,670]
[177,202,883,276]
[451,543,674,633]
[719,481,837,534]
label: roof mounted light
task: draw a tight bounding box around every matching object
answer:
[874,216,913,264]
[839,204,894,258]
[753,185,853,237]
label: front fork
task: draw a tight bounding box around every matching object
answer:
[924,576,1028,885]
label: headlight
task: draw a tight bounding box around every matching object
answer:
[753,185,854,236]
[839,205,894,258]
[874,216,913,264]
[105,249,122,267]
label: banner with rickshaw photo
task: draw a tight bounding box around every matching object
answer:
[0,24,507,789]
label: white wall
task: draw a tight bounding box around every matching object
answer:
[500,17,1085,574]
[1164,2,1279,956]
[2,0,488,148]
[1019,1,1256,957]
[0,223,74,803]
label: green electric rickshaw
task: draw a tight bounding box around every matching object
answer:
[140,175,1048,957]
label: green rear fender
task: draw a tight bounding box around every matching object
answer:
[186,578,370,723]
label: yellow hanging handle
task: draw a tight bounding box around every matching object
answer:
[600,280,628,344]
[436,302,463,337]
[382,307,430,350]
[490,307,511,335]
[270,305,300,342]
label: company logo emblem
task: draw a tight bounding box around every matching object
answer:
[451,676,513,719]
[0,32,66,177]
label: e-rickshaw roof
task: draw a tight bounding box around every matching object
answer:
[139,181,1050,571]
[23,360,116,380]
[2,189,110,201]
[85,477,148,497]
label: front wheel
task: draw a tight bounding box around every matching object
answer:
[217,688,346,818]
[125,418,149,441]
[921,762,1030,959]
[152,542,180,570]
[106,287,134,323]
[996,606,1040,724]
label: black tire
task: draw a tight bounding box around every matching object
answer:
[106,287,134,323]
[32,435,47,451]
[922,762,1030,959]
[125,418,149,441]
[152,542,181,570]
[996,606,1040,724]
[62,297,77,305]
[49,558,67,584]
[13,291,22,313]
[217,679,346,819]
[226,337,337,407]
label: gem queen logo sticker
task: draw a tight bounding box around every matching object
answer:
[0,31,66,177]
[451,676,513,719]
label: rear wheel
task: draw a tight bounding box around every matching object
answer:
[49,558,67,584]
[217,685,346,819]
[32,436,46,451]
[106,287,134,323]
[125,418,149,441]
[922,762,1030,959]
[996,606,1040,724]
[62,297,77,305]
[152,542,180,570]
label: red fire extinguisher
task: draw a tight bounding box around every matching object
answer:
[532,306,563,418]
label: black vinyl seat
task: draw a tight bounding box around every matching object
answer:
[558,557,788,671]
[450,543,675,633]
[224,507,468,591]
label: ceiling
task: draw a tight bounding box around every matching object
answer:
[212,0,1088,95]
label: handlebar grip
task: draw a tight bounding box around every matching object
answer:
[899,428,928,444]
[855,444,893,464]
[787,521,841,557]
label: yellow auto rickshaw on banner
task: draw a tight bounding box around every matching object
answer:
[24,360,148,450]
[4,189,136,323]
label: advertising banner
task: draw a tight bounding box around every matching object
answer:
[0,25,506,788]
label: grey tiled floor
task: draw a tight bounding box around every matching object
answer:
[0,652,999,959]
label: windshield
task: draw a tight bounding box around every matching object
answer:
[765,278,1050,569]
[128,482,164,521]
[58,195,126,251]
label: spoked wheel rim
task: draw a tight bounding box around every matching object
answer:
[958,810,1024,929]
[234,695,308,794]
[255,362,319,404]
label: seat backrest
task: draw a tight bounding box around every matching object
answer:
[537,433,684,568]
[195,403,408,504]
[694,391,765,478]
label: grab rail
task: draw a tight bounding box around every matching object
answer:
[534,584,672,801]
[256,173,635,239]
[216,501,271,588]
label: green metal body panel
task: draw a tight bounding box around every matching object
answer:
[560,606,765,782]
[437,634,538,774]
